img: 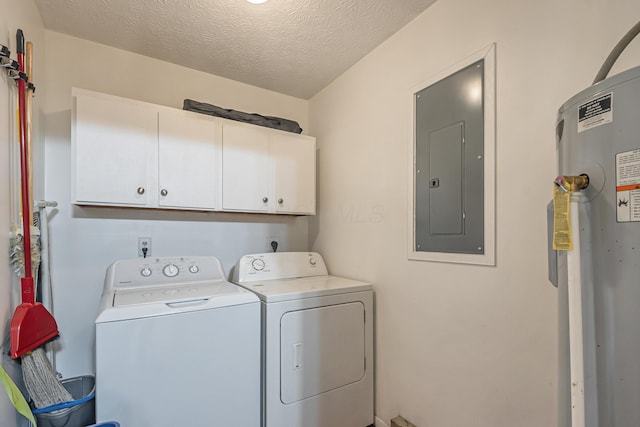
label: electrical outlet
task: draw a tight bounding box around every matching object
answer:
[267,237,280,253]
[138,237,152,258]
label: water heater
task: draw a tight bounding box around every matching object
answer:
[554,64,640,427]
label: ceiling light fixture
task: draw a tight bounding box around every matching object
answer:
[246,0,268,4]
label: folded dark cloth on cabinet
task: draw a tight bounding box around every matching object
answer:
[183,99,303,134]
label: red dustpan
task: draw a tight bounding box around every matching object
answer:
[10,29,59,359]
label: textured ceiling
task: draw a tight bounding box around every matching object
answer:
[34,0,436,99]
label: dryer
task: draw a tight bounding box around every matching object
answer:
[232,252,374,427]
[95,256,260,426]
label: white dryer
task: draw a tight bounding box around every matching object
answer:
[232,252,374,427]
[95,256,260,426]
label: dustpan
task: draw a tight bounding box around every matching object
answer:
[10,29,59,359]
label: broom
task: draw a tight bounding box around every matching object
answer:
[10,30,72,411]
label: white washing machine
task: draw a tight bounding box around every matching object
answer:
[95,256,260,426]
[232,252,374,427]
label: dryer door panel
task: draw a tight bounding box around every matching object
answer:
[280,302,365,404]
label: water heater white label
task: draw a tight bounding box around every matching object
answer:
[615,148,640,222]
[578,93,612,133]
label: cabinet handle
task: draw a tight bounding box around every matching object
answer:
[278,198,283,204]
[160,189,168,196]
[137,187,145,195]
[262,197,269,203]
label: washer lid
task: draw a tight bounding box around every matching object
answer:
[237,275,372,303]
[96,281,258,323]
[113,280,251,307]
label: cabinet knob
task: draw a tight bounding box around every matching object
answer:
[278,198,283,204]
[137,187,145,195]
[262,197,269,203]
[160,189,168,196]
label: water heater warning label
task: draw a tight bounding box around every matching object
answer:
[578,93,612,133]
[616,148,640,222]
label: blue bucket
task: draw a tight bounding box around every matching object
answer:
[32,375,96,427]
[86,423,120,427]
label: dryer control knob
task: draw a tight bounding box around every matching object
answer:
[189,265,199,273]
[140,267,152,277]
[163,264,179,277]
[251,258,266,271]
[309,258,317,266]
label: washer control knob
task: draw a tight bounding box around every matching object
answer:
[251,258,266,271]
[163,264,179,277]
[309,258,317,266]
[189,265,199,274]
[140,267,152,277]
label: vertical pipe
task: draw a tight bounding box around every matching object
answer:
[567,192,586,427]
[37,202,56,371]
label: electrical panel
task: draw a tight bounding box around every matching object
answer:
[414,59,485,254]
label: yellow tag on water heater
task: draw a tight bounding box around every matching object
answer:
[553,186,573,250]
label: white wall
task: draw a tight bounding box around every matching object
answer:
[42,31,311,378]
[308,1,640,426]
[0,0,45,425]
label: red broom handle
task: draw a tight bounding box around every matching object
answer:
[17,29,34,304]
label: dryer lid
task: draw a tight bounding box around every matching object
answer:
[237,275,372,303]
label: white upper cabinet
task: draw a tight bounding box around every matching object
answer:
[221,123,271,212]
[73,91,156,206]
[221,121,316,215]
[72,89,315,215]
[158,109,220,210]
[272,132,316,215]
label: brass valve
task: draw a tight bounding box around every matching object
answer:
[554,174,590,192]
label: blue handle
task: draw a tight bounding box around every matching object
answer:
[31,393,95,415]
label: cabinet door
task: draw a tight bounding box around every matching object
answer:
[158,110,219,210]
[273,133,316,214]
[73,94,156,206]
[222,123,270,212]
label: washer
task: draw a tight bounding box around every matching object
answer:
[95,256,260,426]
[232,252,374,427]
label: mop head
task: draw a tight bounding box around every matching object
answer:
[22,347,72,410]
